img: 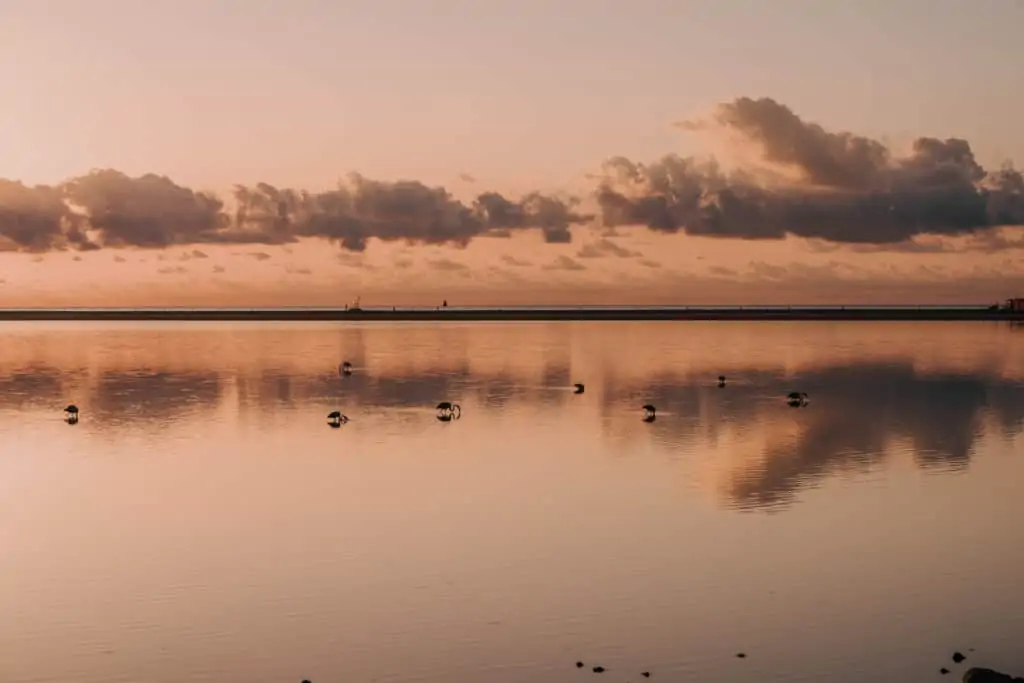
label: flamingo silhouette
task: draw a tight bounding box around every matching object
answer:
[327,410,349,427]
[436,401,461,421]
[786,391,809,407]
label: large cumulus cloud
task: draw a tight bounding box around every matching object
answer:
[598,97,1024,244]
[1,96,1021,253]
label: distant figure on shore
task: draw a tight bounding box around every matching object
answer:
[718,375,726,387]
[340,362,353,376]
[642,404,657,422]
[573,383,585,394]
[327,411,349,427]
[443,299,448,307]
[64,404,79,423]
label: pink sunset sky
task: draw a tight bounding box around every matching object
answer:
[1,0,1023,307]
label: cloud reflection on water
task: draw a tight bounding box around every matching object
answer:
[0,322,1021,512]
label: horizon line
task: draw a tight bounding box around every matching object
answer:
[0,303,1017,311]
[1,303,1022,323]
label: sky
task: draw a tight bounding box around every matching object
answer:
[1,0,1023,306]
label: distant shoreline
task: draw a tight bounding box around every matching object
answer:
[0,307,1022,322]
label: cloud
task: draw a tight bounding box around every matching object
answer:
[639,259,662,269]
[338,251,377,269]
[459,173,477,183]
[599,97,1024,245]
[1,96,1021,256]
[0,171,591,254]
[248,251,272,261]
[113,254,127,263]
[285,265,312,275]
[739,259,864,283]
[183,249,208,260]
[212,265,226,274]
[427,257,469,272]
[575,237,642,259]
[808,226,1024,255]
[157,266,188,275]
[500,254,532,267]
[64,170,226,249]
[542,255,586,271]
[746,260,790,281]
[0,179,73,252]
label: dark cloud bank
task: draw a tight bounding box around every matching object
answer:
[1,97,1022,254]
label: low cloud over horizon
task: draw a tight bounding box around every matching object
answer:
[2,96,1022,258]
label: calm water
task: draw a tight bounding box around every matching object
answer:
[1,321,1023,683]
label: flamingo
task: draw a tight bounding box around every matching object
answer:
[327,410,349,426]
[436,401,461,420]
[786,392,808,407]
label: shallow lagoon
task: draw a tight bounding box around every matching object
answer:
[2,321,1023,683]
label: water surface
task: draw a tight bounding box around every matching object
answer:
[1,321,1023,683]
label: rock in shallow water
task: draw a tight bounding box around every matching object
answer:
[963,668,1024,683]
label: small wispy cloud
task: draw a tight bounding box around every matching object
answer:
[501,254,532,267]
[428,257,469,272]
[576,238,642,259]
[157,266,188,275]
[543,255,586,271]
